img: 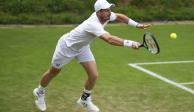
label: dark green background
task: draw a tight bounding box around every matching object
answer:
[0,0,194,24]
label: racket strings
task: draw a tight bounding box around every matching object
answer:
[145,36,159,54]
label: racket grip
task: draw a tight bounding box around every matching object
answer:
[139,44,144,47]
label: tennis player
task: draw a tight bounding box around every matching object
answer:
[33,0,151,111]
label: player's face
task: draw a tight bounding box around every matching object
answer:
[99,8,111,21]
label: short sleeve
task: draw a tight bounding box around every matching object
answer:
[85,23,108,37]
[109,12,117,21]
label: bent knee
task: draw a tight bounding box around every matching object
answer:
[89,73,99,81]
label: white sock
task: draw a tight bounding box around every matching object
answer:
[83,88,92,94]
[81,89,91,100]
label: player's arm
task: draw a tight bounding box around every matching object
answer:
[115,13,151,29]
[99,33,140,49]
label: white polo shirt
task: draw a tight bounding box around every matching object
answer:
[62,12,117,51]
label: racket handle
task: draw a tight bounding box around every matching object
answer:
[139,44,144,47]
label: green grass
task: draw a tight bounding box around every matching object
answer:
[0,24,194,112]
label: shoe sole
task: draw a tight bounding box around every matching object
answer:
[77,99,100,112]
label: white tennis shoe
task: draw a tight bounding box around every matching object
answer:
[77,97,99,112]
[33,88,46,111]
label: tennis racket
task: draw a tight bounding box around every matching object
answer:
[139,32,160,54]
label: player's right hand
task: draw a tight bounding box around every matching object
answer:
[132,42,141,49]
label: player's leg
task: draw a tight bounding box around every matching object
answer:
[33,58,72,111]
[77,61,99,112]
[33,67,61,111]
[75,47,99,112]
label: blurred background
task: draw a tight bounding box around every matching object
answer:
[0,0,194,24]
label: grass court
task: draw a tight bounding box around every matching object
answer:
[0,23,194,112]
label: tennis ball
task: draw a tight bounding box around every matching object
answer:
[170,33,177,39]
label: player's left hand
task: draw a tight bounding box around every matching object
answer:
[136,24,152,29]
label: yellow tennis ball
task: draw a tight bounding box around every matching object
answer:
[170,33,177,39]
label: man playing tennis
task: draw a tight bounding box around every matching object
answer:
[33,0,151,112]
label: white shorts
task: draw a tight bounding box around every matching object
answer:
[51,34,95,69]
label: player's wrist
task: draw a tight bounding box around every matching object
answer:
[128,19,139,27]
[123,40,134,47]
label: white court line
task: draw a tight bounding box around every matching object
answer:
[128,60,194,94]
[179,82,194,85]
[132,60,194,65]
